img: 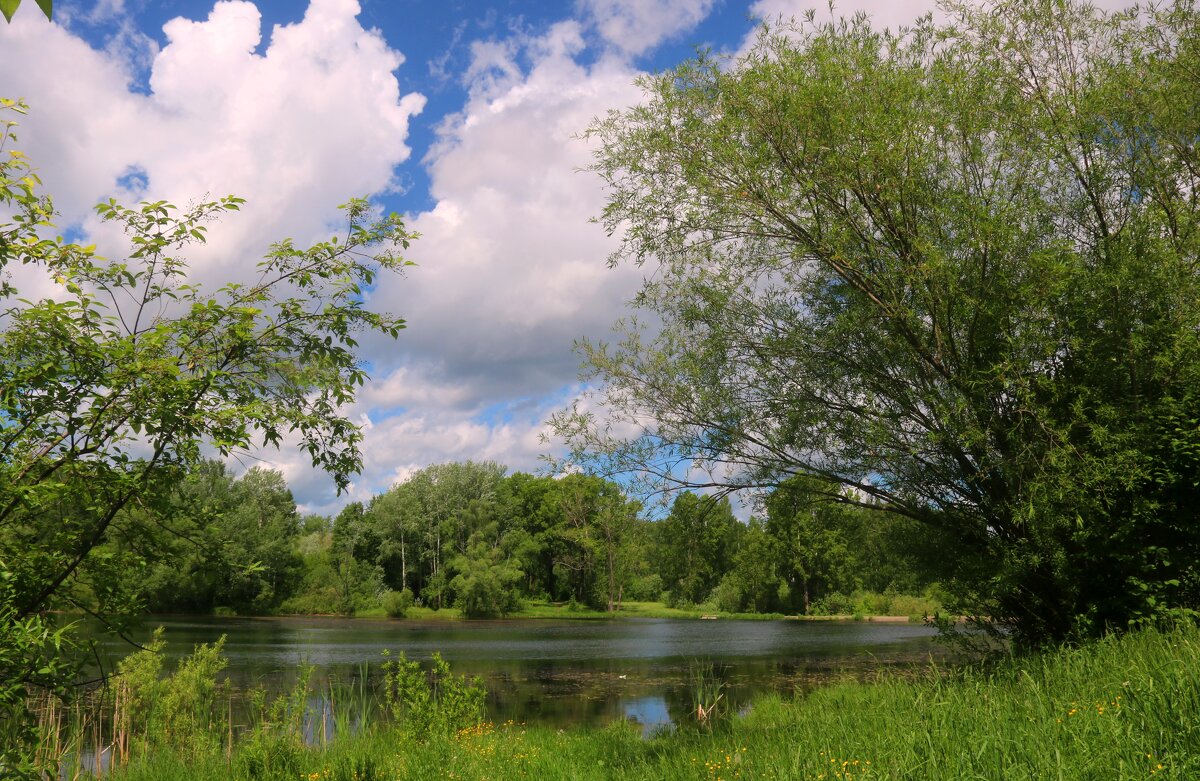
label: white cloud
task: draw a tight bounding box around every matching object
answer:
[3,5,655,515]
[0,0,427,507]
[748,0,1140,37]
[260,372,575,515]
[748,0,941,33]
[579,0,716,56]
[0,1,684,514]
[288,20,654,512]
[1,0,424,276]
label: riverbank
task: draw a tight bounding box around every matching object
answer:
[57,622,1200,780]
[289,599,933,623]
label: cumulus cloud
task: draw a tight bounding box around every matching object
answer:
[1,0,424,276]
[393,20,644,389]
[0,0,695,514]
[312,21,650,508]
[748,0,941,33]
[749,0,1138,38]
[578,0,716,56]
[0,0,427,506]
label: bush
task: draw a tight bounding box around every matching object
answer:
[811,590,944,618]
[110,631,229,760]
[381,589,414,618]
[0,576,78,780]
[381,652,486,737]
[450,550,522,618]
[276,590,339,616]
[812,592,856,616]
[710,574,747,614]
[625,573,663,602]
[236,665,313,780]
[663,590,698,610]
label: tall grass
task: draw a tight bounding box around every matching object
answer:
[34,622,1200,780]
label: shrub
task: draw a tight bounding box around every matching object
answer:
[710,574,748,614]
[626,573,663,602]
[380,589,414,618]
[381,652,486,738]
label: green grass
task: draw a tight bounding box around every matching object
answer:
[337,601,924,622]
[83,622,1200,780]
[515,600,711,619]
[338,601,780,621]
[269,593,942,622]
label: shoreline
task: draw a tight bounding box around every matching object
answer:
[123,606,932,624]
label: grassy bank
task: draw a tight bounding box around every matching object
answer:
[301,597,936,622]
[345,600,712,621]
[48,622,1200,780]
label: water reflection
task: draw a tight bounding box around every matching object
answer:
[85,616,942,730]
[622,696,671,735]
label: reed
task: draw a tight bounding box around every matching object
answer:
[688,660,726,727]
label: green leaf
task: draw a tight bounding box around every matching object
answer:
[0,0,20,23]
[35,0,49,20]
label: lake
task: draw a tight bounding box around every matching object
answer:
[88,615,942,732]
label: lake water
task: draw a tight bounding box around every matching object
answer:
[88,615,941,732]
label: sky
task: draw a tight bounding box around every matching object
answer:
[0,0,1133,515]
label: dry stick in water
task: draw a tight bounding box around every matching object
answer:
[227,695,233,764]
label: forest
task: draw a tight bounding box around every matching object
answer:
[128,459,945,620]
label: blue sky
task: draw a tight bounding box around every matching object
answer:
[0,0,1131,514]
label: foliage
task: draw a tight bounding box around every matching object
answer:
[62,452,942,626]
[552,473,642,610]
[262,462,935,622]
[236,665,314,781]
[0,96,412,619]
[0,572,76,780]
[351,466,649,615]
[105,629,231,764]
[655,493,741,607]
[381,651,487,738]
[0,95,412,762]
[450,537,524,618]
[811,588,944,620]
[552,1,1200,647]
[137,461,305,614]
[380,588,414,618]
[711,518,779,613]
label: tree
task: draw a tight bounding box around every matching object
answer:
[0,96,413,763]
[373,461,506,608]
[449,530,524,618]
[553,1,1200,647]
[134,462,307,614]
[366,486,422,593]
[551,474,640,611]
[654,493,741,607]
[494,472,560,598]
[764,478,859,614]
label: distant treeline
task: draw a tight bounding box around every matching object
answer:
[126,460,947,618]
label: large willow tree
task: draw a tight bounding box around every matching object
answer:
[553,0,1200,647]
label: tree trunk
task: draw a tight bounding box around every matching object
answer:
[607,547,616,613]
